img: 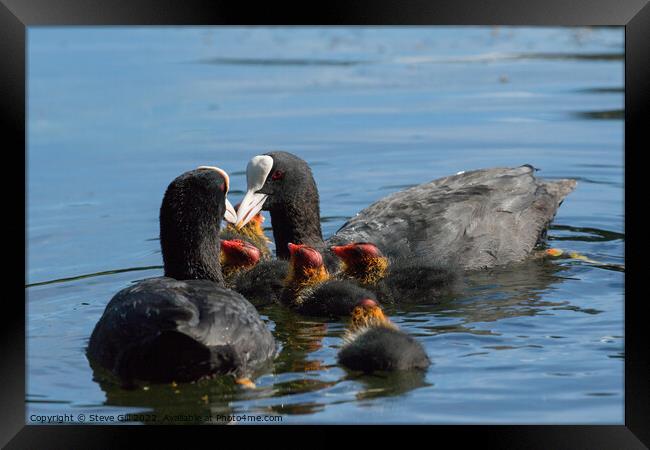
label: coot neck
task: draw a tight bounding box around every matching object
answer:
[269,200,324,260]
[162,231,225,285]
[160,196,225,285]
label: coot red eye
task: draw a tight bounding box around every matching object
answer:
[271,170,284,181]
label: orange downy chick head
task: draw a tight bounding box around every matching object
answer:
[286,242,329,286]
[350,298,392,331]
[221,239,261,269]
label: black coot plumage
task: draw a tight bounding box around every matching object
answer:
[337,299,430,373]
[281,242,379,318]
[235,152,576,270]
[232,259,289,307]
[330,242,460,304]
[221,238,289,307]
[87,167,276,386]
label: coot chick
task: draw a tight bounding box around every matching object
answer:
[337,299,430,373]
[281,242,378,318]
[221,238,289,307]
[236,152,577,270]
[87,167,277,386]
[330,242,459,304]
[221,207,271,258]
[220,239,262,282]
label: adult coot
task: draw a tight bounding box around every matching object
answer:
[337,299,430,373]
[235,152,576,270]
[87,167,277,386]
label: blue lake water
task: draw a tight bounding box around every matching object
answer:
[26,27,624,424]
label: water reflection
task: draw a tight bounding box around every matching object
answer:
[92,371,241,424]
[263,307,329,373]
[347,370,430,401]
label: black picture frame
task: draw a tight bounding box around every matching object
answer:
[4,0,647,447]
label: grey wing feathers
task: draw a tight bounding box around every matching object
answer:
[180,281,277,369]
[88,277,276,376]
[328,166,576,270]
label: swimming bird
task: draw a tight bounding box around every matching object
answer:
[220,238,262,282]
[220,206,271,258]
[330,242,459,304]
[337,299,430,372]
[87,167,277,386]
[235,152,576,270]
[281,242,379,318]
[220,238,288,307]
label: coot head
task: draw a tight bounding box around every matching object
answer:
[331,242,384,260]
[331,242,389,284]
[235,152,323,258]
[221,239,262,275]
[236,152,317,224]
[349,298,393,331]
[285,242,329,287]
[197,165,237,223]
[288,242,323,269]
[160,166,237,283]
